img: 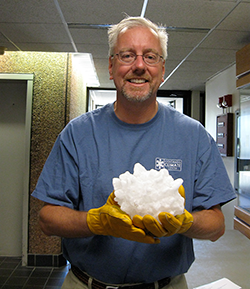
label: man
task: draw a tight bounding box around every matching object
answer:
[32,16,235,289]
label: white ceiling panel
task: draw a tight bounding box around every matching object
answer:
[200,30,250,49]
[166,31,208,48]
[70,29,108,45]
[217,2,250,31]
[75,44,109,58]
[187,48,236,63]
[0,0,61,23]
[146,0,238,27]
[0,23,69,44]
[58,0,144,23]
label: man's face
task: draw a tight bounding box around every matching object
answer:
[109,26,165,103]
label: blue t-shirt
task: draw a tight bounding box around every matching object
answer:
[32,102,235,284]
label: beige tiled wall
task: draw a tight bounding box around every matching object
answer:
[0,51,86,256]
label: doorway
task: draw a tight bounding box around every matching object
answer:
[0,74,33,264]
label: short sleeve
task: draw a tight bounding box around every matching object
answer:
[32,127,80,209]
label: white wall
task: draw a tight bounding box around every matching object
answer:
[205,64,239,230]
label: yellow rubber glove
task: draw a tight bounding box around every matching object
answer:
[87,191,160,244]
[133,185,193,238]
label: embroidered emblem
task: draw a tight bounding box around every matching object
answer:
[155,158,182,171]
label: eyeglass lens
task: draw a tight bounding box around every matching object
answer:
[118,51,161,65]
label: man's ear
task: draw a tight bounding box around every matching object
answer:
[161,60,165,82]
[108,56,113,80]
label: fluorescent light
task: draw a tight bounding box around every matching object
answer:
[72,53,100,87]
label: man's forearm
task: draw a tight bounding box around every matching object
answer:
[182,205,225,241]
[39,203,225,242]
[39,204,94,238]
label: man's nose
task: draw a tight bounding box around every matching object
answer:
[132,55,146,70]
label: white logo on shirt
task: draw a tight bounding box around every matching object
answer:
[155,158,182,171]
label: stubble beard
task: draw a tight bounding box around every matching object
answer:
[121,86,153,103]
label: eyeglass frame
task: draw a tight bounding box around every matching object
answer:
[111,51,164,66]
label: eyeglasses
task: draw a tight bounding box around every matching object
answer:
[113,51,164,65]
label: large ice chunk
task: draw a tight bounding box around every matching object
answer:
[113,163,185,220]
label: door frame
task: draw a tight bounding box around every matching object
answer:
[0,73,34,266]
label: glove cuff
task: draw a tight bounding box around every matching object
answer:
[87,208,104,235]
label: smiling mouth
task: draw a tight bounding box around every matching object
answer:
[128,79,148,84]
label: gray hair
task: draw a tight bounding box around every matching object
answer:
[108,16,168,60]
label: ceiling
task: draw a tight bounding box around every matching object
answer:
[1,0,250,92]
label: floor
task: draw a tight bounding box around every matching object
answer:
[185,230,250,288]
[0,230,249,289]
[0,258,70,289]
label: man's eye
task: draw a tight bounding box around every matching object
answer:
[145,53,157,60]
[122,53,133,59]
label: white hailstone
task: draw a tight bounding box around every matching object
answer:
[113,163,185,221]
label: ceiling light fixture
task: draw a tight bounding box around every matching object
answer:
[72,53,100,87]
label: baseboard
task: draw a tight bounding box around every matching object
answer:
[27,253,67,267]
